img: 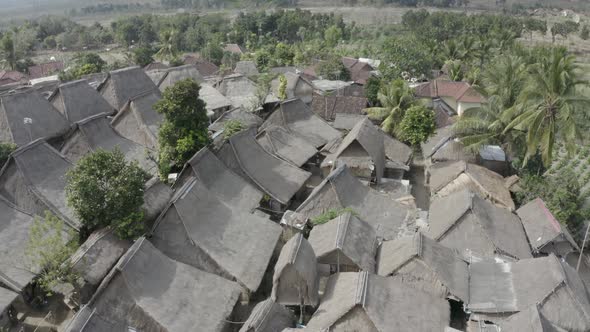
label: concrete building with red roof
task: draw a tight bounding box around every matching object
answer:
[414,79,485,116]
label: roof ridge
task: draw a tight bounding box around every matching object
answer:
[335,213,349,250]
[288,233,304,264]
[251,300,274,330]
[354,271,369,307]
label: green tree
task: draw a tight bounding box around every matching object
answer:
[581,25,590,40]
[446,60,464,81]
[317,55,350,81]
[278,74,288,100]
[274,42,294,66]
[0,33,17,70]
[155,78,210,178]
[506,48,589,166]
[25,211,79,296]
[397,105,436,146]
[202,42,224,66]
[0,143,16,167]
[132,46,155,67]
[223,120,244,139]
[365,79,415,136]
[324,25,342,48]
[155,30,178,62]
[364,76,381,106]
[66,148,148,241]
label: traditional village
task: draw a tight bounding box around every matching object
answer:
[1,2,590,332]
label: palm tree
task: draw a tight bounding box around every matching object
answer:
[505,47,590,166]
[480,54,527,109]
[365,79,415,136]
[155,30,178,63]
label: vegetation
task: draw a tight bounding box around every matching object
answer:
[132,46,156,67]
[397,105,436,146]
[311,207,357,225]
[223,120,245,139]
[155,78,210,178]
[365,79,415,136]
[278,74,288,100]
[59,52,107,81]
[65,149,148,241]
[25,212,79,296]
[0,143,16,167]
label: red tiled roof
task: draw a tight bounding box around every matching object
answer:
[0,70,27,85]
[341,57,374,85]
[28,61,64,79]
[414,80,484,103]
[183,56,219,76]
[311,93,368,121]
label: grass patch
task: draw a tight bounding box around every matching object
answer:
[311,207,357,225]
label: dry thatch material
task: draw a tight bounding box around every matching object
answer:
[239,298,295,332]
[0,286,18,315]
[257,125,317,167]
[111,90,162,150]
[49,79,116,123]
[98,66,159,110]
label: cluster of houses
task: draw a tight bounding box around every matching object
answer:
[0,49,588,332]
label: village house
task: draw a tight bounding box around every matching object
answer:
[257,125,318,168]
[208,107,263,134]
[182,55,220,76]
[214,74,261,110]
[64,238,243,332]
[49,79,116,123]
[429,160,516,211]
[142,177,174,227]
[304,272,451,331]
[308,212,378,273]
[223,43,246,55]
[234,61,260,77]
[98,66,159,110]
[143,61,168,71]
[239,298,296,332]
[150,178,282,293]
[27,61,63,80]
[311,93,368,122]
[0,139,79,228]
[0,70,27,87]
[414,79,485,116]
[175,147,264,212]
[272,233,319,307]
[421,126,476,172]
[297,165,414,241]
[478,145,508,175]
[217,129,311,211]
[198,83,234,120]
[427,189,532,261]
[60,113,158,175]
[377,232,469,303]
[0,287,18,328]
[154,65,205,91]
[332,114,367,131]
[341,56,375,85]
[270,72,314,104]
[110,90,163,150]
[260,98,342,148]
[0,90,71,146]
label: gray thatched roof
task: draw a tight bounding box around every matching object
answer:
[516,198,579,255]
[215,74,259,110]
[305,272,450,331]
[49,79,116,123]
[333,113,367,130]
[234,61,259,77]
[0,196,38,292]
[199,83,233,113]
[421,126,475,162]
[272,233,319,306]
[217,129,311,205]
[99,66,159,110]
[383,131,413,166]
[239,299,295,332]
[0,139,79,229]
[297,165,414,241]
[145,68,168,85]
[0,286,18,314]
[151,178,281,291]
[500,305,564,332]
[257,126,317,167]
[156,65,204,91]
[142,177,174,226]
[67,238,242,332]
[0,90,70,146]
[61,113,157,174]
[270,72,313,104]
[208,107,263,133]
[427,189,531,260]
[311,93,368,121]
[111,90,162,150]
[260,99,341,148]
[377,233,469,302]
[429,161,515,211]
[175,147,263,211]
[69,228,130,287]
[468,254,590,331]
[308,212,377,272]
[322,118,385,183]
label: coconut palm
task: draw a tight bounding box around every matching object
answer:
[505,47,590,166]
[365,79,415,136]
[480,54,527,109]
[155,30,178,62]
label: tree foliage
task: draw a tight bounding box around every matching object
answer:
[132,46,156,67]
[278,74,288,100]
[397,105,436,146]
[365,79,415,136]
[317,55,350,80]
[223,120,245,139]
[155,78,210,178]
[66,148,148,241]
[0,143,16,167]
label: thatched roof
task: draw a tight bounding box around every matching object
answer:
[296,165,414,241]
[49,80,116,123]
[209,107,263,133]
[270,72,313,104]
[69,228,130,287]
[260,98,341,148]
[333,113,367,130]
[111,90,162,150]
[0,90,70,146]
[421,126,475,163]
[429,161,515,211]
[499,305,563,332]
[217,129,311,205]
[383,131,413,166]
[142,177,173,226]
[516,198,579,255]
[151,178,281,291]
[65,238,242,332]
[176,147,263,211]
[257,125,317,167]
[427,189,531,260]
[234,61,259,77]
[308,212,377,272]
[0,286,18,314]
[61,113,157,174]
[199,83,233,113]
[98,66,159,110]
[215,74,259,110]
[468,254,590,331]
[305,272,450,331]
[156,65,205,91]
[311,93,368,122]
[272,233,319,306]
[239,299,295,332]
[322,118,385,183]
[0,139,79,229]
[0,196,38,292]
[377,233,469,302]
